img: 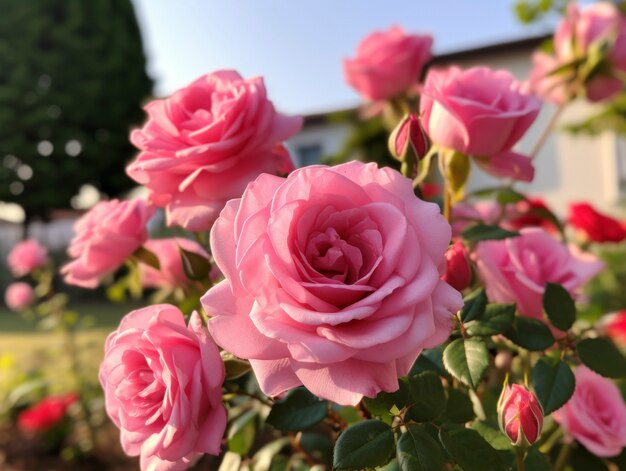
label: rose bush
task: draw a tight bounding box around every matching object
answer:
[61,199,154,288]
[127,70,302,231]
[202,161,462,405]
[99,305,226,471]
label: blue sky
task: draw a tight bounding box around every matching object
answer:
[130,1,554,115]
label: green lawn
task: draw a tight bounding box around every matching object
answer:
[0,302,142,391]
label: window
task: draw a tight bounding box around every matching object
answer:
[297,144,322,167]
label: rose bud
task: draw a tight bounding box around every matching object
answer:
[388,113,429,162]
[442,240,471,291]
[498,383,544,447]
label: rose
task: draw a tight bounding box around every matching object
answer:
[18,393,78,433]
[4,282,34,311]
[450,200,502,237]
[497,384,543,447]
[554,366,626,457]
[343,26,432,101]
[507,198,558,233]
[202,161,463,406]
[472,228,603,329]
[99,305,226,471]
[442,240,471,292]
[530,3,626,103]
[140,238,209,289]
[569,202,626,242]
[7,239,48,277]
[600,311,626,345]
[420,66,541,182]
[61,199,154,288]
[127,70,302,231]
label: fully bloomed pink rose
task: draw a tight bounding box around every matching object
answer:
[61,199,154,288]
[140,238,209,289]
[4,282,34,311]
[420,66,541,182]
[202,161,462,406]
[99,305,226,471]
[7,239,48,277]
[531,3,626,103]
[473,228,603,329]
[127,70,302,231]
[554,366,626,457]
[343,26,432,101]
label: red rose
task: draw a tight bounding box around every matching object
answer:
[17,393,78,433]
[569,202,626,242]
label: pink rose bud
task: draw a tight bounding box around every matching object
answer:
[4,282,34,311]
[388,114,429,161]
[442,240,471,291]
[498,383,543,447]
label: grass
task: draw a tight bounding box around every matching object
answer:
[0,302,142,391]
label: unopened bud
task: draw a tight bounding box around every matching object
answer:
[388,113,429,162]
[442,240,471,291]
[497,383,543,448]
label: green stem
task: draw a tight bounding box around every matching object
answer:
[553,442,572,471]
[516,447,526,471]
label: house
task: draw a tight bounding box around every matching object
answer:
[286,34,626,217]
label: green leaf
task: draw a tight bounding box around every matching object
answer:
[396,424,445,471]
[266,388,328,431]
[461,224,519,243]
[439,427,506,471]
[504,317,555,351]
[228,410,257,455]
[543,283,576,331]
[222,354,252,380]
[410,346,448,378]
[250,437,290,471]
[531,356,575,414]
[471,421,512,451]
[460,288,488,323]
[406,371,446,422]
[364,382,409,424]
[444,388,475,423]
[298,432,333,468]
[443,338,490,389]
[577,337,626,378]
[178,245,211,281]
[333,420,395,469]
[465,303,515,336]
[133,245,160,269]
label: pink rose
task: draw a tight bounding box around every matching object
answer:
[420,66,541,182]
[99,305,226,471]
[554,366,626,457]
[61,199,154,288]
[7,239,48,277]
[140,238,209,289]
[127,70,302,231]
[343,26,432,101]
[4,282,34,311]
[202,161,462,406]
[473,228,603,329]
[531,3,626,103]
[450,200,503,237]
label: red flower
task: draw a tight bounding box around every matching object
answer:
[603,311,626,345]
[17,393,78,433]
[498,383,543,447]
[442,240,471,291]
[569,202,626,242]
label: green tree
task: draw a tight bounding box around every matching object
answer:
[0,0,153,222]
